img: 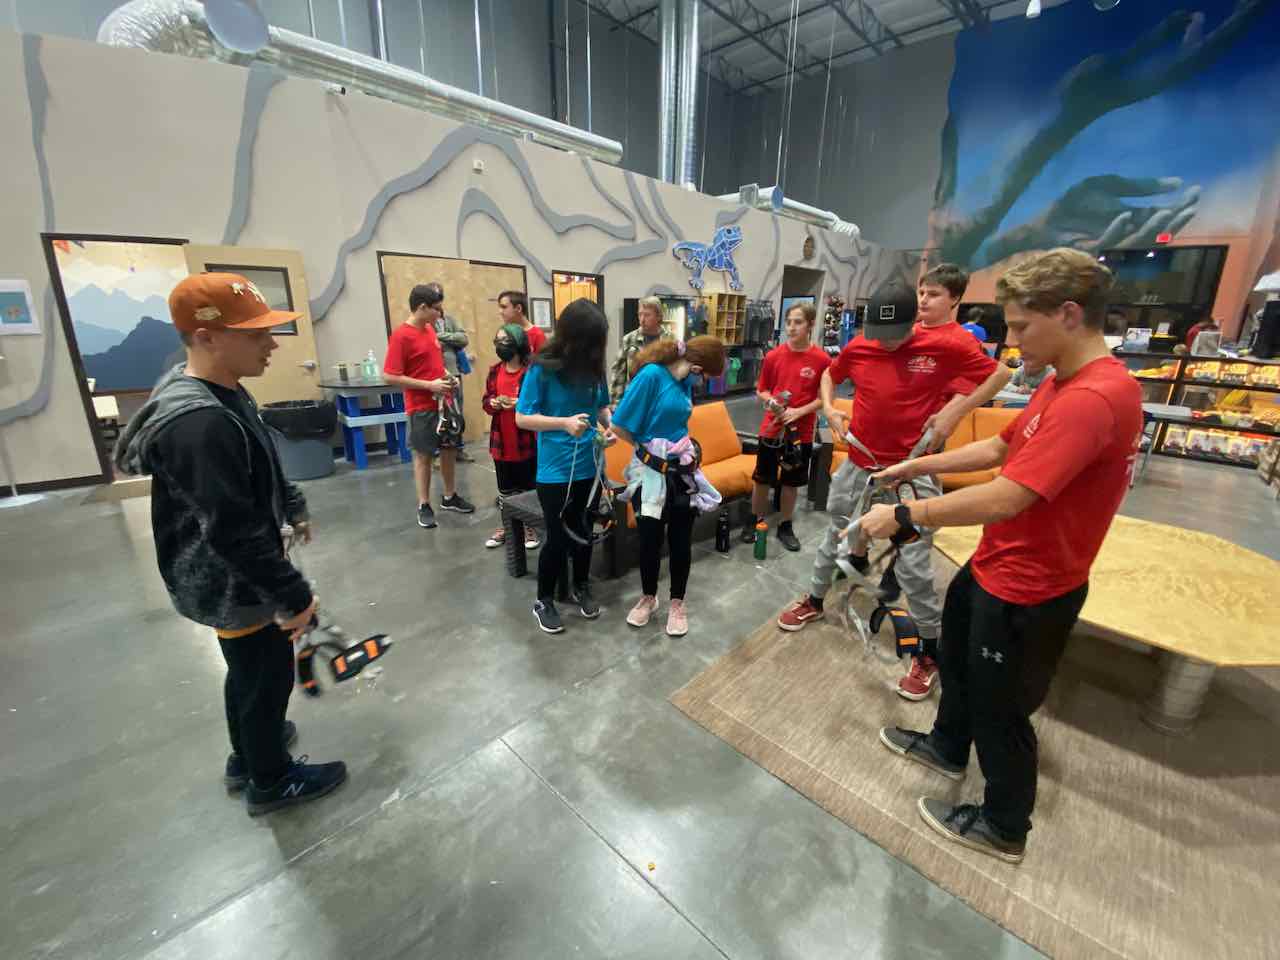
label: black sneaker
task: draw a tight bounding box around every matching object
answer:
[917,798,1026,864]
[224,721,298,791]
[741,516,759,544]
[245,755,347,816]
[572,582,600,619]
[417,502,437,528]
[879,726,966,781]
[777,522,801,552]
[533,599,564,634]
[878,564,901,603]
[440,493,475,514]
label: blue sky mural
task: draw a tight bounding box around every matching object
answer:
[931,0,1279,268]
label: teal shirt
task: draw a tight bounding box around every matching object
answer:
[516,363,610,483]
[611,362,693,445]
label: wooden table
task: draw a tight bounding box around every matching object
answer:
[933,516,1280,734]
[318,380,410,469]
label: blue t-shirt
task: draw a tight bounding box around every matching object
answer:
[611,362,693,445]
[516,362,610,483]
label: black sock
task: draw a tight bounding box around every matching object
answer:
[779,520,793,531]
[809,594,824,611]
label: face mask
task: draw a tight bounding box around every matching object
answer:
[495,342,516,361]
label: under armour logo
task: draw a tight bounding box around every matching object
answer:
[981,646,1004,664]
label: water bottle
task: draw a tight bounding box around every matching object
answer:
[362,350,378,380]
[753,521,768,561]
[715,508,731,553]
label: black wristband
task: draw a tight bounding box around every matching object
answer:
[892,504,920,545]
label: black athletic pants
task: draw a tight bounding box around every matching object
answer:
[930,564,1087,842]
[638,504,696,600]
[220,622,294,786]
[536,479,598,600]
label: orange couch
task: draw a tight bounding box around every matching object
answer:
[821,399,1019,495]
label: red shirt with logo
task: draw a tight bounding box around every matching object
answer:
[525,325,547,355]
[827,327,997,468]
[757,344,832,443]
[482,362,536,463]
[383,321,445,414]
[969,356,1143,606]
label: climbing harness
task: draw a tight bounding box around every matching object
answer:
[562,424,618,547]
[435,378,465,446]
[758,389,803,471]
[282,524,394,697]
[833,429,933,664]
[633,437,704,512]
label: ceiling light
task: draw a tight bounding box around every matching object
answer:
[1026,0,1041,17]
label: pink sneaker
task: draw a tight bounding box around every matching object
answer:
[666,599,688,637]
[626,595,659,627]
[897,656,939,701]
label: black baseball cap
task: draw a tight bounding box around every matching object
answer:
[863,281,917,342]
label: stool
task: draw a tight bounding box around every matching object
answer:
[335,392,410,469]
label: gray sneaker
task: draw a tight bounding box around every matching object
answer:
[879,726,966,781]
[917,798,1025,864]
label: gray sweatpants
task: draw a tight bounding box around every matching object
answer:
[810,459,943,638]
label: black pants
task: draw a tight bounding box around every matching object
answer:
[638,504,696,600]
[219,622,295,785]
[536,479,598,600]
[930,564,1087,842]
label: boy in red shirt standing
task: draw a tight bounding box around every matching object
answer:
[745,302,831,552]
[916,262,968,330]
[869,249,1142,863]
[778,282,1011,702]
[383,283,476,529]
[498,289,546,355]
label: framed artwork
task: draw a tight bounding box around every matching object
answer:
[0,279,39,335]
[531,296,553,329]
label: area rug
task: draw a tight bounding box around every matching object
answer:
[670,556,1280,959]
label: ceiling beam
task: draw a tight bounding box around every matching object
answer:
[822,0,902,54]
[704,2,828,57]
[702,0,828,81]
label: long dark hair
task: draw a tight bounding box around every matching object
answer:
[536,297,607,385]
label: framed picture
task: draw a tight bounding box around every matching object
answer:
[205,263,298,335]
[531,296,553,330]
[0,279,40,335]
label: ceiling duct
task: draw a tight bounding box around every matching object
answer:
[97,0,623,164]
[658,0,678,183]
[718,184,861,239]
[673,0,700,188]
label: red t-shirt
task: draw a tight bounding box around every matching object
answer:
[383,322,445,414]
[491,364,532,463]
[828,327,997,468]
[969,356,1143,606]
[525,325,547,355]
[757,344,831,443]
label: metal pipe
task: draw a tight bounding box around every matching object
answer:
[97,0,623,164]
[368,0,387,60]
[658,0,678,183]
[720,183,861,238]
[473,0,484,97]
[673,0,699,187]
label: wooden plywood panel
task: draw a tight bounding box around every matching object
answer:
[465,263,527,443]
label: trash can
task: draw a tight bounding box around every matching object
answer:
[261,400,338,481]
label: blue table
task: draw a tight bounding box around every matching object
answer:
[319,380,410,470]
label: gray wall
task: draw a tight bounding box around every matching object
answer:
[727,36,955,251]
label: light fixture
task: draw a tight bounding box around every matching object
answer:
[1026,0,1041,17]
[203,0,270,55]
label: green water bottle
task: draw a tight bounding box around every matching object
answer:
[753,521,768,561]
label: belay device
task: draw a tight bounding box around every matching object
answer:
[833,430,932,664]
[282,524,394,697]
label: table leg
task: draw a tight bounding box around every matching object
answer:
[1141,650,1216,736]
[349,423,368,470]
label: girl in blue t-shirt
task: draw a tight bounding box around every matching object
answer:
[611,336,726,638]
[516,298,615,635]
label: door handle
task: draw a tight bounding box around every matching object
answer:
[298,360,317,370]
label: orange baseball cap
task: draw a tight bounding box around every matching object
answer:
[169,272,301,335]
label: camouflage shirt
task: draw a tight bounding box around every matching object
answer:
[609,324,670,403]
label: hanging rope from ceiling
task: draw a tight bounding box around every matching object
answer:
[775,0,802,192]
[815,6,838,207]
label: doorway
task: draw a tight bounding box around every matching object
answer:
[779,265,826,343]
[377,252,527,442]
[552,270,604,324]
[42,233,189,484]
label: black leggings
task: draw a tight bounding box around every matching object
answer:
[638,504,697,600]
[536,479,598,600]
[220,623,294,785]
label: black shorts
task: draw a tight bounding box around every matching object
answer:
[752,438,813,488]
[408,410,462,457]
[494,458,536,495]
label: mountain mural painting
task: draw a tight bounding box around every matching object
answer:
[81,315,181,391]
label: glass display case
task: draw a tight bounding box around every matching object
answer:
[1121,352,1280,467]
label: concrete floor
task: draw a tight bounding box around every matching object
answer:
[3,399,1278,960]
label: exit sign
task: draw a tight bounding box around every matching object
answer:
[1155,232,1173,244]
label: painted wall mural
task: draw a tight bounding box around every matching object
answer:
[673,225,745,291]
[53,239,186,391]
[929,0,1278,270]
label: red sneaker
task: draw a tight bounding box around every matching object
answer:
[778,597,824,632]
[897,656,939,701]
